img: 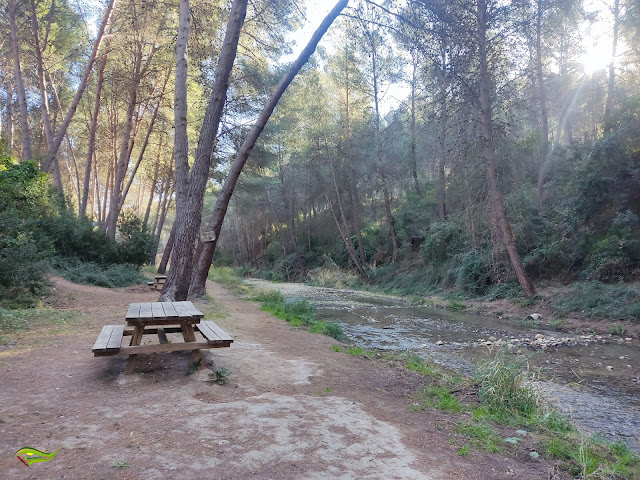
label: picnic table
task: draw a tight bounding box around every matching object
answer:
[92,301,232,374]
[147,275,167,290]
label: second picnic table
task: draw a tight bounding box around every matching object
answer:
[92,301,232,374]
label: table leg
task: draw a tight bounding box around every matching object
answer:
[182,323,203,369]
[124,325,144,375]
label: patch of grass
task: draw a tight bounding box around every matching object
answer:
[456,422,502,453]
[475,355,539,423]
[214,367,230,385]
[418,385,463,412]
[0,308,78,343]
[457,445,470,456]
[548,318,567,329]
[112,460,130,468]
[448,300,467,311]
[551,281,640,322]
[404,354,445,379]
[330,345,342,352]
[252,289,345,341]
[608,324,626,335]
[208,266,247,293]
[53,258,146,288]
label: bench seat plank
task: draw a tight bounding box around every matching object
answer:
[197,320,233,344]
[94,340,229,357]
[93,325,115,351]
[106,325,124,350]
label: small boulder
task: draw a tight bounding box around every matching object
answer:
[529,313,543,321]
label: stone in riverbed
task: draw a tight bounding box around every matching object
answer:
[607,366,614,371]
[436,340,444,346]
[529,313,543,321]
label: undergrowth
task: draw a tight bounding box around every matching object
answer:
[53,258,146,288]
[251,289,345,341]
[396,350,640,478]
[0,307,78,343]
[551,281,640,322]
[207,266,248,294]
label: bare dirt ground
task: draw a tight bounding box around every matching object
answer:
[0,277,568,479]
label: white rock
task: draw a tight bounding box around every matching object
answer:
[436,340,444,346]
[529,313,543,321]
[606,366,613,371]
[535,334,544,340]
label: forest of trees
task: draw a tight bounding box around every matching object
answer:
[1,0,639,302]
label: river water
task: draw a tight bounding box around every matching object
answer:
[245,279,640,450]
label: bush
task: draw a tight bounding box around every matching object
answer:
[53,258,146,288]
[551,281,640,321]
[475,355,539,422]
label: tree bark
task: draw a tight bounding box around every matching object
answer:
[9,0,33,161]
[41,0,116,179]
[80,40,110,217]
[4,80,14,153]
[603,0,619,136]
[371,37,399,262]
[160,0,249,301]
[437,48,448,221]
[410,52,423,198]
[157,222,176,274]
[535,0,551,199]
[476,0,535,297]
[189,0,350,297]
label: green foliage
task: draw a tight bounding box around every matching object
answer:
[455,422,502,453]
[419,385,463,412]
[421,221,469,263]
[551,281,640,322]
[0,307,77,343]
[475,355,539,422]
[404,354,445,379]
[251,289,345,341]
[53,258,146,288]
[116,210,155,267]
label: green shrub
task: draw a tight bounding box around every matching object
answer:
[551,281,640,322]
[53,258,146,288]
[421,221,469,263]
[475,355,539,422]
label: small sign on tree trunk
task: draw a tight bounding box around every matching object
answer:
[201,231,216,243]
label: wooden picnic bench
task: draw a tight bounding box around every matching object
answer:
[147,275,167,290]
[92,301,232,374]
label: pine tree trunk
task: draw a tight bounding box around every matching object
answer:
[189,0,350,297]
[80,44,109,217]
[603,0,619,136]
[476,0,535,297]
[535,0,551,198]
[160,0,248,302]
[9,0,33,161]
[41,0,116,177]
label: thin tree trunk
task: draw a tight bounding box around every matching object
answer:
[410,52,422,198]
[476,0,535,297]
[5,81,14,153]
[371,40,399,262]
[9,0,32,161]
[29,0,54,151]
[157,222,176,274]
[106,44,143,238]
[41,0,116,179]
[603,0,619,135]
[160,0,249,301]
[535,0,551,198]
[189,0,349,297]
[80,41,110,217]
[143,143,162,230]
[437,48,448,221]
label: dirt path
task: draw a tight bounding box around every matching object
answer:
[0,278,564,479]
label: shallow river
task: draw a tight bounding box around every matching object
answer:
[246,279,640,450]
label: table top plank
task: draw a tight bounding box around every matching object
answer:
[151,302,166,320]
[173,302,190,318]
[106,325,124,350]
[125,303,141,321]
[139,303,153,320]
[180,301,204,319]
[162,302,179,318]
